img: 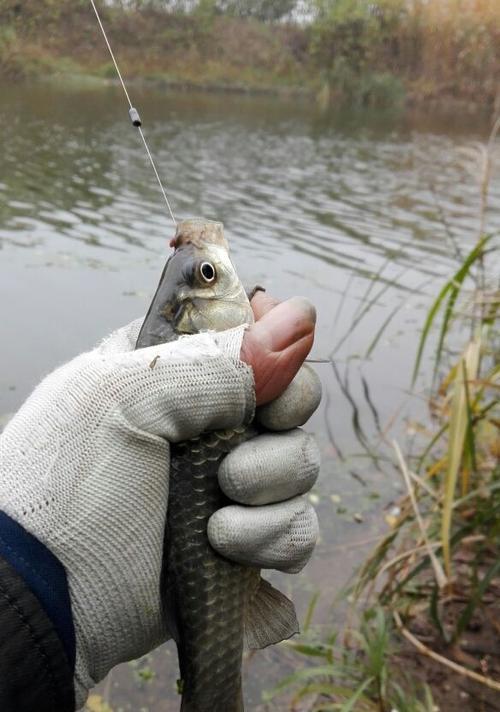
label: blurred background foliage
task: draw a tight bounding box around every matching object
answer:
[0,0,498,109]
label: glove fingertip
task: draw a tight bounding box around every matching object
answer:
[257,364,322,431]
[218,430,320,506]
[207,498,319,572]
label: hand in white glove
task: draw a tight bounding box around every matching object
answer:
[0,294,321,708]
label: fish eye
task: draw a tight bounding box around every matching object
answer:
[199,261,216,283]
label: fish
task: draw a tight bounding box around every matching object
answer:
[135,218,298,712]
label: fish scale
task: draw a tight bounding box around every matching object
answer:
[165,429,260,712]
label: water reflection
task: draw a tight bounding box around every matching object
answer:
[1,81,499,710]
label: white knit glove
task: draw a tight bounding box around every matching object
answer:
[0,319,320,708]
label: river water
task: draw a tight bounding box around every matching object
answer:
[1,81,499,710]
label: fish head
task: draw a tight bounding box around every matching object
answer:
[136,218,253,348]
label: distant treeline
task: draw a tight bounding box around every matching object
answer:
[0,0,498,108]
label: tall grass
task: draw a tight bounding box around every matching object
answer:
[348,112,500,704]
[356,233,498,587]
[274,233,498,709]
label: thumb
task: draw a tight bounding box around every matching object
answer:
[240,297,316,406]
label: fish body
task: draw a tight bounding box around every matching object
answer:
[136,219,298,711]
[168,429,257,712]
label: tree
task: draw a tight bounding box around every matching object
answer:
[213,0,297,22]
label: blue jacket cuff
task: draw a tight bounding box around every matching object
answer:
[0,511,75,671]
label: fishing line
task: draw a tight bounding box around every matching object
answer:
[90,0,177,227]
[89,2,329,368]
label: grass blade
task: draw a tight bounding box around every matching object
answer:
[453,559,500,642]
[461,356,478,495]
[303,591,320,632]
[339,677,375,712]
[442,338,481,578]
[364,303,401,359]
[412,234,493,385]
[393,440,447,589]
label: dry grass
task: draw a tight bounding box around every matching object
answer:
[402,0,500,103]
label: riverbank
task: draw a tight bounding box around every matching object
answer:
[0,5,309,94]
[0,0,498,112]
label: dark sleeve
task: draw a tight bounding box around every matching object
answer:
[0,556,75,712]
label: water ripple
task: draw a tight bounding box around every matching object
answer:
[1,83,499,329]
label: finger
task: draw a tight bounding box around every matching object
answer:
[241,297,316,405]
[250,291,280,320]
[208,497,318,574]
[250,296,316,354]
[257,333,313,406]
[257,364,322,431]
[218,430,320,505]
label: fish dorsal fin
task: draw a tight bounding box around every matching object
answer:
[244,578,299,650]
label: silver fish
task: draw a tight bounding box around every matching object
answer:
[136,218,298,712]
